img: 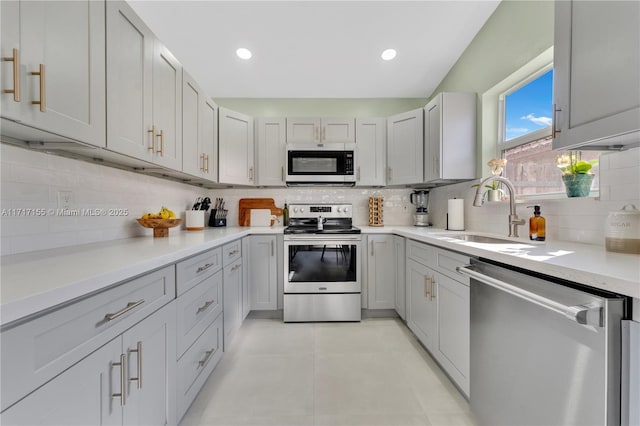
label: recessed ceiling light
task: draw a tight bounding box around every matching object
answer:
[236,48,252,60]
[381,49,397,61]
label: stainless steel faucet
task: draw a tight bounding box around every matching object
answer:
[472,176,525,238]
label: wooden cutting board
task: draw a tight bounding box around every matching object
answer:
[238,198,284,226]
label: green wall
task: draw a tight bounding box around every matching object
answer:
[213,98,427,117]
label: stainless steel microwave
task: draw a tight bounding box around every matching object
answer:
[286,144,356,185]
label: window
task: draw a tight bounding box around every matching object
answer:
[499,67,601,196]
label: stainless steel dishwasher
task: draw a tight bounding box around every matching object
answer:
[458,259,627,426]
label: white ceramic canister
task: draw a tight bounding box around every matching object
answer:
[605,204,640,254]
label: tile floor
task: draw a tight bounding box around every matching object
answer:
[180,317,478,426]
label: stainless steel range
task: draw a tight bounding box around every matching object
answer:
[283,203,361,322]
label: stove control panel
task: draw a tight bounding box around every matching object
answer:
[288,204,353,219]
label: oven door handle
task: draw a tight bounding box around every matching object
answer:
[457,265,603,327]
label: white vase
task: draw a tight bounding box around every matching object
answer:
[487,189,503,202]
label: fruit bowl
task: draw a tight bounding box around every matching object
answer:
[136,218,182,238]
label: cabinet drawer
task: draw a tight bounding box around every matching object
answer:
[222,240,242,267]
[176,247,222,295]
[176,270,223,358]
[406,239,435,267]
[0,265,175,412]
[433,248,471,286]
[177,314,223,421]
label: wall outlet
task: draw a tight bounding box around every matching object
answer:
[57,190,74,210]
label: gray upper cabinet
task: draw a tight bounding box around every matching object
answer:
[219,107,255,185]
[182,71,217,182]
[286,117,355,144]
[424,92,476,183]
[106,1,182,169]
[256,118,286,186]
[386,108,424,185]
[0,0,106,147]
[553,0,639,150]
[355,118,386,186]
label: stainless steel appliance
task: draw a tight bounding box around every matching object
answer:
[283,203,361,322]
[458,259,627,426]
[410,190,430,226]
[286,144,355,186]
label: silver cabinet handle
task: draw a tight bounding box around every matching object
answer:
[196,300,215,314]
[228,249,239,257]
[198,348,216,367]
[128,341,142,389]
[197,263,214,273]
[104,299,145,321]
[357,166,361,182]
[112,354,126,406]
[249,166,254,181]
[281,166,285,182]
[271,239,274,257]
[231,263,241,272]
[3,48,20,101]
[552,103,562,139]
[387,167,392,182]
[457,265,603,327]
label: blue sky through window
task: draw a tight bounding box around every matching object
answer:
[504,69,553,141]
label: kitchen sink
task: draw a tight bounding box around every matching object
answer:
[438,234,527,244]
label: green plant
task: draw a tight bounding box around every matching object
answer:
[556,151,598,175]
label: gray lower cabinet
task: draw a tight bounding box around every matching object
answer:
[223,240,243,350]
[0,298,177,426]
[367,235,396,310]
[406,239,470,396]
[248,235,278,310]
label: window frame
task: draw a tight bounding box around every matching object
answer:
[498,63,553,152]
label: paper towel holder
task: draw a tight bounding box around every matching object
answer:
[447,198,465,231]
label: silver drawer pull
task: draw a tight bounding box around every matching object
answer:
[198,348,216,367]
[228,249,239,256]
[196,300,215,314]
[197,263,214,273]
[231,264,241,271]
[104,299,145,321]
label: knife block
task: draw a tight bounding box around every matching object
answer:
[208,210,227,227]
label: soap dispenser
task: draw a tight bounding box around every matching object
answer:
[528,205,546,241]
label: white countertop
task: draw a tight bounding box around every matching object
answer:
[1,225,638,326]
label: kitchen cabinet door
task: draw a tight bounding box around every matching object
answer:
[223,257,243,350]
[355,118,386,186]
[367,235,396,310]
[106,0,154,161]
[121,302,177,426]
[424,92,476,183]
[1,0,106,147]
[248,235,278,310]
[406,258,437,350]
[394,236,406,320]
[151,41,182,170]
[433,271,469,396]
[0,338,121,426]
[286,117,355,144]
[256,118,286,186]
[182,72,217,182]
[387,108,424,185]
[219,107,255,185]
[553,0,640,150]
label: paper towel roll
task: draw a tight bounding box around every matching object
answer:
[447,198,465,231]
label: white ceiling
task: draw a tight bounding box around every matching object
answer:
[128,1,501,99]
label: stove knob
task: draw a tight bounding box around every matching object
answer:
[293,207,298,213]
[344,207,349,213]
[336,207,342,213]
[299,207,305,213]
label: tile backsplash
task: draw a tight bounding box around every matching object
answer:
[1,144,638,255]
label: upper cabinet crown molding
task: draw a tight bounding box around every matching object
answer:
[0,0,106,147]
[552,0,640,150]
[286,117,355,144]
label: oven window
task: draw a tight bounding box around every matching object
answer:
[288,244,357,282]
[291,157,338,174]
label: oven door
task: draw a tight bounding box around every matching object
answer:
[284,236,361,293]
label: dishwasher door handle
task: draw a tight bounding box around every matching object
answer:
[457,265,603,327]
